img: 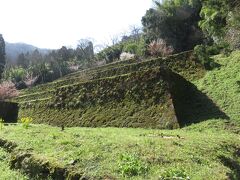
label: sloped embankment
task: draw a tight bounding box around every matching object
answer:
[13,51,210,128]
[0,138,83,179]
[0,147,28,179]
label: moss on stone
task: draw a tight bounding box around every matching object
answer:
[18,68,179,129]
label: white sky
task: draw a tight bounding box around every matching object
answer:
[0,0,153,49]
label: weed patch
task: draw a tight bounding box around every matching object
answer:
[118,153,149,177]
[160,167,190,180]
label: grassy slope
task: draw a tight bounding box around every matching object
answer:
[0,148,27,179]
[0,125,239,179]
[185,51,240,132]
[195,51,240,122]
[0,51,240,179]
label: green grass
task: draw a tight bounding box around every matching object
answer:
[0,148,27,179]
[0,124,240,179]
[195,51,240,121]
[187,51,240,132]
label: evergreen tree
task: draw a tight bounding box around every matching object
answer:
[199,0,240,48]
[17,53,28,68]
[0,34,5,80]
[142,0,202,52]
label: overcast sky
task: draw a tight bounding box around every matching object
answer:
[0,0,153,49]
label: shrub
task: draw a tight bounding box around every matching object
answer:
[3,67,27,83]
[118,153,148,177]
[0,81,19,101]
[122,38,146,57]
[194,45,213,69]
[96,44,123,64]
[123,43,138,54]
[194,43,232,70]
[148,39,174,57]
[20,117,33,129]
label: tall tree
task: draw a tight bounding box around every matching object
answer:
[199,0,229,43]
[142,0,202,52]
[199,0,240,48]
[76,39,94,67]
[0,34,5,80]
[17,53,28,68]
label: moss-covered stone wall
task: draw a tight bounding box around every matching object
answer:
[12,51,206,129]
[17,68,179,129]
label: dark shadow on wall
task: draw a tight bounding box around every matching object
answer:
[167,71,229,127]
[0,101,19,123]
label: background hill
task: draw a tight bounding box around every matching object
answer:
[5,42,50,63]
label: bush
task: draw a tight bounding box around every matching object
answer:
[118,153,148,177]
[123,43,138,54]
[122,37,146,58]
[0,81,19,101]
[194,43,232,70]
[194,45,213,69]
[148,39,174,57]
[96,44,123,64]
[3,67,27,83]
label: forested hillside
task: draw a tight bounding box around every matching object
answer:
[5,42,50,63]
